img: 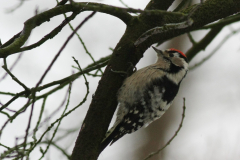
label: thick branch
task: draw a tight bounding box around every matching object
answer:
[0,3,132,58]
[201,13,240,29]
[71,0,240,160]
[0,2,187,58]
[174,0,192,12]
[144,0,175,10]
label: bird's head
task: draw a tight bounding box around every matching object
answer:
[152,47,188,72]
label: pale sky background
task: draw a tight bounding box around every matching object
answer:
[1,1,240,160]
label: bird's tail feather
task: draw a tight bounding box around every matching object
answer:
[100,124,125,152]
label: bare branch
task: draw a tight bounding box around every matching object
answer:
[20,12,96,158]
[18,12,79,53]
[201,13,240,29]
[1,0,240,159]
[71,1,240,159]
[38,83,72,160]
[187,32,197,45]
[0,51,23,82]
[0,53,109,115]
[189,27,240,70]
[5,0,27,13]
[186,26,223,61]
[56,0,103,74]
[0,2,187,58]
[2,58,30,93]
[134,18,194,46]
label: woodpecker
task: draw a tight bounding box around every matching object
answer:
[101,47,188,149]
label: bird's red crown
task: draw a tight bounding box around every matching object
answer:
[169,48,186,58]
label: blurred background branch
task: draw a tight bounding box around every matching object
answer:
[0,0,240,160]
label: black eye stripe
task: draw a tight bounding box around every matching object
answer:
[166,50,176,57]
[169,53,174,57]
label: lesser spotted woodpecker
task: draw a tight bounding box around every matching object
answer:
[101,47,188,148]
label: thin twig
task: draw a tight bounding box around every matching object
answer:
[189,27,240,70]
[21,98,35,160]
[0,51,23,82]
[20,11,96,159]
[18,12,78,53]
[0,54,108,112]
[39,83,72,159]
[0,2,188,58]
[0,111,11,118]
[187,32,197,45]
[40,141,71,159]
[186,26,223,61]
[31,83,70,138]
[0,54,109,140]
[2,58,30,93]
[56,0,103,74]
[5,0,26,13]
[36,11,96,89]
[72,57,89,86]
[32,97,47,142]
[2,107,17,113]
[26,57,90,158]
[119,0,129,8]
[0,91,26,112]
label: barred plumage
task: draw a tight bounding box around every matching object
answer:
[101,47,188,148]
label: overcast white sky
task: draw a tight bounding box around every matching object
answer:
[1,1,240,160]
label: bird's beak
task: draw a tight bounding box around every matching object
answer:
[152,46,164,57]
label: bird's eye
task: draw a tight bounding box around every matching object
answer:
[169,53,174,57]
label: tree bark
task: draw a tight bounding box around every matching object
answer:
[70,0,240,159]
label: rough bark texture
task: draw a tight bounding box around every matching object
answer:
[70,0,240,160]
